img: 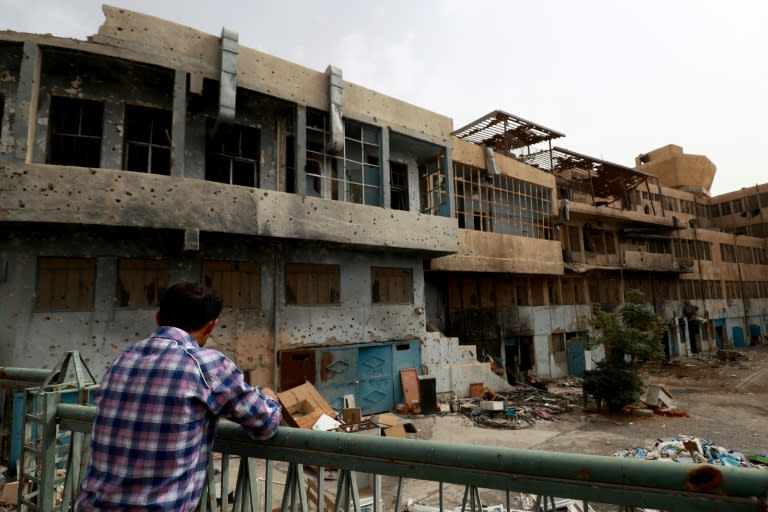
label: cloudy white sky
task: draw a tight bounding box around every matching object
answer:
[3,1,767,196]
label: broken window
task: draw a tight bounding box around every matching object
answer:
[452,163,553,239]
[390,161,409,211]
[285,263,340,305]
[203,260,260,307]
[305,109,382,206]
[206,122,260,187]
[37,257,95,311]
[720,243,737,263]
[117,259,168,308]
[550,333,565,353]
[419,156,446,216]
[371,267,413,304]
[123,105,172,175]
[48,96,103,167]
[285,134,296,193]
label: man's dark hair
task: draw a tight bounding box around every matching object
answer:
[158,282,223,331]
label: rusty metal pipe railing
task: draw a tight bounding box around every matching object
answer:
[57,403,768,512]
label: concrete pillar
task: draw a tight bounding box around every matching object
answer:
[172,69,187,177]
[295,105,307,196]
[14,41,41,163]
[380,126,391,209]
[443,145,455,218]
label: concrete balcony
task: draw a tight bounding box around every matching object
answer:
[0,163,458,255]
[623,250,693,273]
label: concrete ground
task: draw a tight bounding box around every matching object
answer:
[381,344,768,511]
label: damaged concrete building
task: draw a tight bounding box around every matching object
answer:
[2,6,767,413]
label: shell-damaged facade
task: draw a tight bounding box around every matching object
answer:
[2,6,767,411]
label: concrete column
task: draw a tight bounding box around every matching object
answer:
[14,41,41,163]
[101,100,122,170]
[443,146,456,218]
[380,126,391,208]
[295,105,307,196]
[172,69,187,177]
[260,118,278,190]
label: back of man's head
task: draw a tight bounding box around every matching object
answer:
[158,282,223,331]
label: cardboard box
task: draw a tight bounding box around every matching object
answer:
[278,382,338,429]
[382,424,407,438]
[1,480,19,505]
[343,407,362,424]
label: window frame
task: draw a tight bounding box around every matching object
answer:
[36,257,96,311]
[116,258,169,309]
[47,96,104,168]
[206,121,261,187]
[285,263,340,305]
[123,104,173,175]
[202,260,261,308]
[371,266,414,305]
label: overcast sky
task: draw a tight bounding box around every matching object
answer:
[3,1,767,196]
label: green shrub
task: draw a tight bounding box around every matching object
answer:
[583,362,645,412]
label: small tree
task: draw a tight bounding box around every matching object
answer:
[583,289,667,411]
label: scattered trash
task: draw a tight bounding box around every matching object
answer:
[614,435,767,469]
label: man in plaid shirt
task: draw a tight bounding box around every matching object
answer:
[75,282,282,511]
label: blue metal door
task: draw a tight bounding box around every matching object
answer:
[566,338,587,377]
[392,340,421,405]
[732,326,745,347]
[357,344,394,415]
[314,349,357,412]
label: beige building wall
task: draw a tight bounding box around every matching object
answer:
[93,5,452,146]
[635,144,716,195]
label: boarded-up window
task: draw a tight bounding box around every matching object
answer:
[372,267,413,304]
[203,261,260,308]
[48,96,103,168]
[551,333,565,353]
[37,257,95,311]
[117,259,168,308]
[285,263,340,305]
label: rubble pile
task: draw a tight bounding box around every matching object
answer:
[452,382,584,430]
[614,434,768,470]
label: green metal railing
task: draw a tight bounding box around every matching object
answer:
[14,401,765,512]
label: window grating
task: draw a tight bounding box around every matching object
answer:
[453,163,553,239]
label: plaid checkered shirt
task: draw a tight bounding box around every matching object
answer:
[75,326,282,511]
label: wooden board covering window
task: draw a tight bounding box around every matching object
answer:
[371,267,413,304]
[285,263,340,305]
[117,259,169,308]
[203,261,260,307]
[37,257,95,311]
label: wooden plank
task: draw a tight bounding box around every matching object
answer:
[399,368,419,409]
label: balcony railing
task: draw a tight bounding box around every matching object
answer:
[14,397,768,512]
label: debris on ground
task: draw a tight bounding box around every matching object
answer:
[406,495,600,512]
[613,434,768,469]
[441,382,585,430]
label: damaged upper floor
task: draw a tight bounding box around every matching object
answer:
[1,6,768,278]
